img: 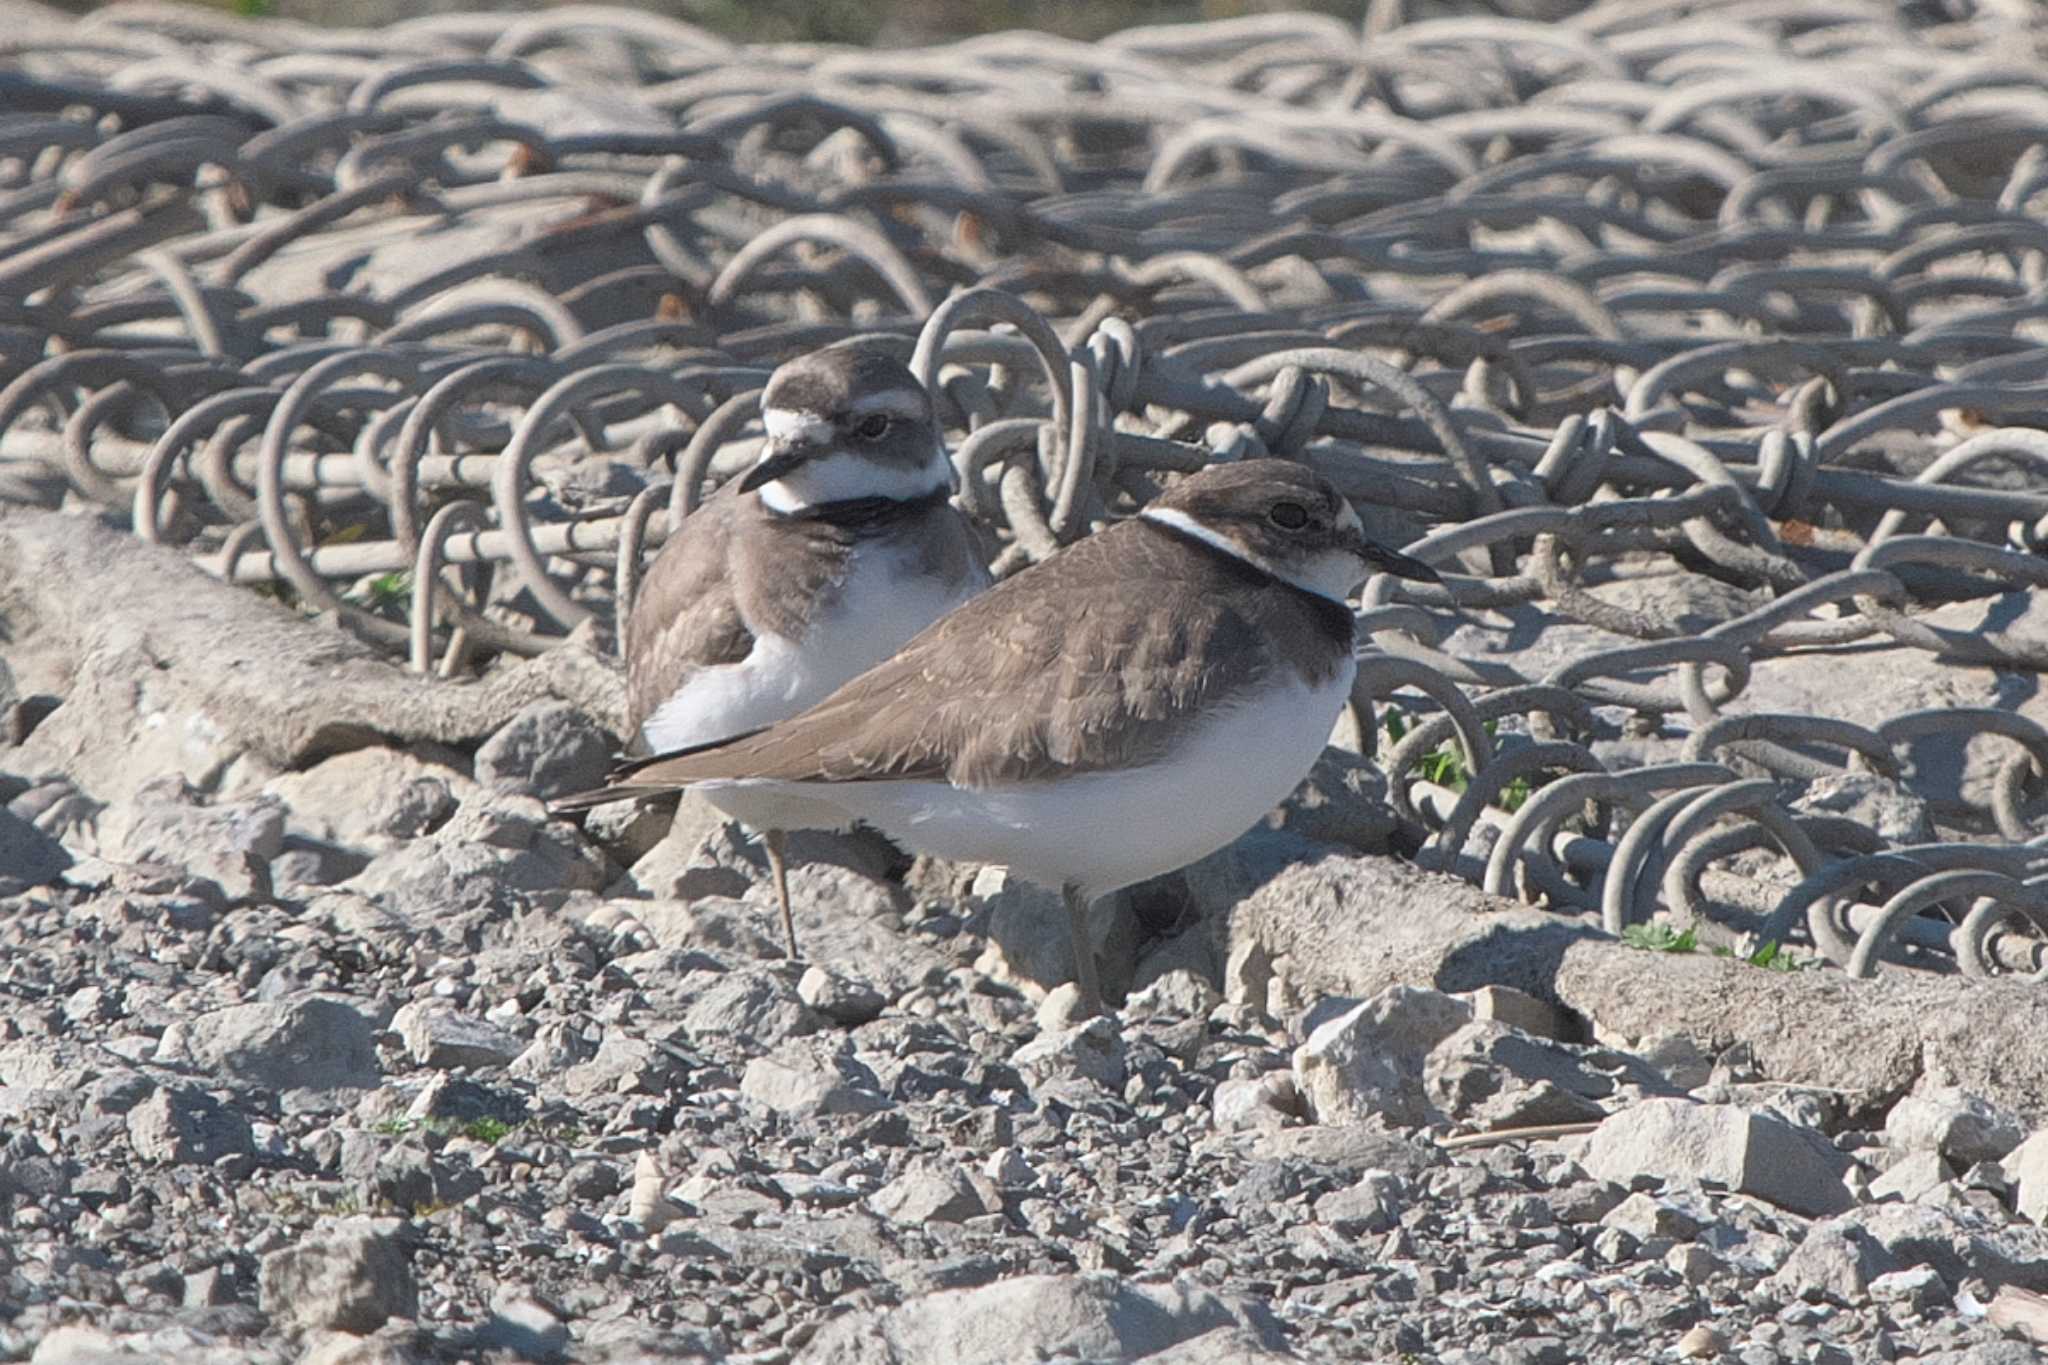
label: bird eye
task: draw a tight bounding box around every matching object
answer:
[854,413,892,440]
[1268,500,1310,530]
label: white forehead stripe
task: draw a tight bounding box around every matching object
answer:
[762,408,833,446]
[1139,506,1356,607]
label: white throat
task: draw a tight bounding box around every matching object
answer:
[756,447,951,515]
[1139,506,1364,606]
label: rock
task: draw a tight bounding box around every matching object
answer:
[1764,1215,1905,1303]
[476,1291,570,1361]
[97,783,285,903]
[1886,1087,2027,1167]
[1312,1169,1406,1236]
[389,1002,522,1071]
[296,1327,430,1365]
[1601,1192,1700,1242]
[1578,1099,1853,1217]
[740,1038,889,1119]
[1667,1244,1723,1284]
[346,795,611,905]
[0,804,70,894]
[1035,981,1094,1032]
[402,1075,527,1128]
[1465,984,1570,1040]
[369,1142,482,1214]
[1011,1016,1127,1093]
[156,996,380,1094]
[867,1157,1001,1225]
[1168,846,2048,1125]
[1424,1019,1663,1128]
[1291,986,1472,1127]
[1213,1071,1301,1133]
[1142,1328,1296,1364]
[798,965,887,1027]
[1870,1149,1955,1204]
[2010,1128,2048,1225]
[1853,1201,2048,1291]
[1124,967,1220,1021]
[126,1087,255,1166]
[971,866,1139,1003]
[263,747,471,847]
[259,1219,417,1336]
[793,1272,1285,1364]
[1870,1265,1952,1314]
[682,966,818,1047]
[1262,744,1398,853]
[473,701,613,802]
[0,508,623,804]
[1676,1325,1727,1358]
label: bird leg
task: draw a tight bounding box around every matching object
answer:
[764,827,799,960]
[1061,882,1106,1020]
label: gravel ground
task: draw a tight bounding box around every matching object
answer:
[8,0,2048,1361]
[4,667,2048,1364]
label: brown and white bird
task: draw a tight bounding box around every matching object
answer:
[564,459,1439,1017]
[600,342,990,956]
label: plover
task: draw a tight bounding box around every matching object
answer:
[593,342,990,956]
[563,459,1438,1017]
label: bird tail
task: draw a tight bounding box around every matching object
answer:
[547,725,770,816]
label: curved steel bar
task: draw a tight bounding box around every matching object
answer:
[1485,762,1735,903]
[492,365,704,631]
[707,214,934,317]
[1847,869,2044,980]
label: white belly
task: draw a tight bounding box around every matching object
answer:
[639,542,982,756]
[697,662,1357,898]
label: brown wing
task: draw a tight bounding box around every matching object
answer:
[623,490,754,741]
[616,518,1295,791]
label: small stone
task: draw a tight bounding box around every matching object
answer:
[1675,1324,1726,1358]
[985,1148,1034,1188]
[1035,981,1093,1032]
[1011,1016,1126,1093]
[2005,1128,2048,1225]
[1869,1265,1951,1314]
[683,967,818,1046]
[1591,1226,1639,1265]
[1212,1071,1300,1133]
[1313,1170,1405,1237]
[1764,1215,1905,1303]
[1123,968,1219,1021]
[1667,1244,1723,1284]
[1579,1099,1853,1217]
[1869,1149,1954,1204]
[389,1002,522,1072]
[972,866,1140,1001]
[1602,1191,1701,1242]
[155,997,380,1094]
[0,806,70,894]
[740,1038,888,1119]
[868,1157,1001,1225]
[1465,984,1569,1040]
[1291,986,1473,1127]
[797,965,886,1027]
[478,1291,570,1361]
[1885,1087,2026,1167]
[259,1219,417,1336]
[474,701,614,802]
[126,1087,255,1166]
